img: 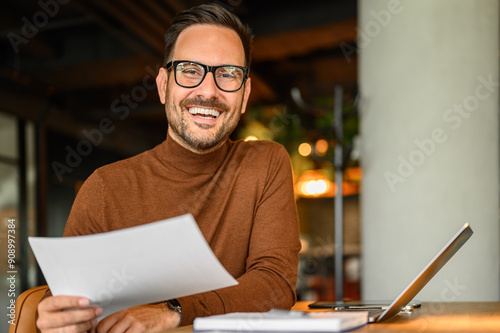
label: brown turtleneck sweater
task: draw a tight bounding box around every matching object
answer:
[63,133,301,325]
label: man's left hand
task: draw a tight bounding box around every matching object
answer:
[96,302,181,332]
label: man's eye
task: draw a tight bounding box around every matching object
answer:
[218,67,238,79]
[183,69,201,75]
[178,64,203,76]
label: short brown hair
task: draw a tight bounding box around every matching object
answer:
[163,3,253,67]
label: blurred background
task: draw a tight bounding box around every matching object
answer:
[1,1,499,331]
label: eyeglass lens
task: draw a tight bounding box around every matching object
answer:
[175,62,245,91]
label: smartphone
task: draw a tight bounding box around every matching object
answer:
[308,300,421,311]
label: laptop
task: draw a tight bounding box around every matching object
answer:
[308,223,473,323]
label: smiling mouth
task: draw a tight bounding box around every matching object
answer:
[188,107,221,120]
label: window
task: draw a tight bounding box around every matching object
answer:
[0,112,37,333]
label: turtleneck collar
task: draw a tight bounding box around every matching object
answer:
[158,131,230,175]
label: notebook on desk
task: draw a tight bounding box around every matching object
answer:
[309,223,473,323]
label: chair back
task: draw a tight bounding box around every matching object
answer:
[9,285,49,333]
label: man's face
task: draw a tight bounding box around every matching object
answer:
[157,24,251,153]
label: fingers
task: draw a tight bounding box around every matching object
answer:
[39,307,102,328]
[39,318,97,333]
[96,303,179,333]
[39,295,90,312]
[37,295,103,332]
[96,310,131,333]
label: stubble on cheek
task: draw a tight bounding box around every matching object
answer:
[164,87,245,151]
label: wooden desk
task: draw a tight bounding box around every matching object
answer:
[167,302,500,332]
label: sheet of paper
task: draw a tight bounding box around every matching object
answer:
[29,214,238,318]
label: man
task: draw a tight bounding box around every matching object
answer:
[37,3,300,332]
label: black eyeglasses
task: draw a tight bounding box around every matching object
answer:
[165,60,249,92]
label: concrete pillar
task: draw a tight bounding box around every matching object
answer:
[359,0,499,301]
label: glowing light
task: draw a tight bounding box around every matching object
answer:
[299,238,309,253]
[302,179,329,196]
[294,168,362,198]
[315,139,328,156]
[344,167,362,182]
[244,135,258,141]
[298,143,312,156]
[295,169,334,198]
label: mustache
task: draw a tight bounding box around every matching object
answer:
[180,97,230,112]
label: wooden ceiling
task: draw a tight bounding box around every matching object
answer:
[0,0,357,155]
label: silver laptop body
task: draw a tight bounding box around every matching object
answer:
[309,223,474,323]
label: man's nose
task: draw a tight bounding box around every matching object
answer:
[194,72,219,97]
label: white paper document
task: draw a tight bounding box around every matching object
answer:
[29,214,238,318]
[193,309,368,332]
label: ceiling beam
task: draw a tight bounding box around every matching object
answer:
[162,0,186,14]
[71,2,159,61]
[242,0,356,36]
[119,0,167,38]
[0,88,47,122]
[86,0,164,56]
[247,72,277,104]
[142,0,175,27]
[32,55,161,90]
[252,18,357,62]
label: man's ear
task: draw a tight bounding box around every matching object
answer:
[240,77,251,115]
[156,67,168,104]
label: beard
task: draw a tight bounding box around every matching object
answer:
[165,91,244,152]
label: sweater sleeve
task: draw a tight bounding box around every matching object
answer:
[63,171,105,237]
[178,145,301,325]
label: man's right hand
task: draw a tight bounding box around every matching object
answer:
[37,295,103,332]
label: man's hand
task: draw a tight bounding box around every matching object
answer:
[37,295,103,332]
[96,302,181,333]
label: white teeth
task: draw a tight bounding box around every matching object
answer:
[188,107,220,118]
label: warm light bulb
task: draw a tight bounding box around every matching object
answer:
[298,143,312,156]
[315,139,328,156]
[244,135,258,141]
[303,180,329,196]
